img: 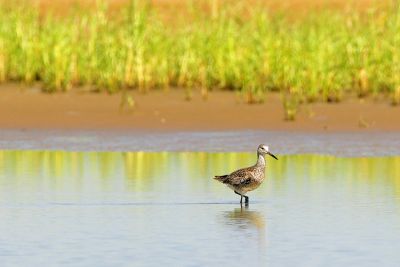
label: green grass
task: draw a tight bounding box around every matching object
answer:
[0,0,399,107]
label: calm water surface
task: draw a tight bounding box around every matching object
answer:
[0,151,399,266]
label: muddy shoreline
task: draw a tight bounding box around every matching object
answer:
[0,84,399,155]
[0,84,399,132]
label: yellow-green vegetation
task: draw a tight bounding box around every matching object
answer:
[0,0,399,106]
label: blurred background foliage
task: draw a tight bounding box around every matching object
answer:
[0,0,399,106]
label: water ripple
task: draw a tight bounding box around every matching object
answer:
[0,129,399,156]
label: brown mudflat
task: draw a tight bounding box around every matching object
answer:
[0,84,399,132]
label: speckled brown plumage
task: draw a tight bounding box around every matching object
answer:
[215,165,265,193]
[214,144,278,205]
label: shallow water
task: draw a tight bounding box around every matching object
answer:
[0,151,400,266]
[1,129,400,156]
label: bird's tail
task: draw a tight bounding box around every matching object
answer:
[214,175,228,182]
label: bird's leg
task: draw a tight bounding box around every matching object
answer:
[244,196,249,205]
[234,191,243,204]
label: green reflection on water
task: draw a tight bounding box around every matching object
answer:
[0,151,399,197]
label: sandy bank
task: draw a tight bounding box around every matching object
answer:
[0,84,399,132]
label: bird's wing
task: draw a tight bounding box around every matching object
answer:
[226,167,254,186]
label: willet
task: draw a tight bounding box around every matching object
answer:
[214,144,278,205]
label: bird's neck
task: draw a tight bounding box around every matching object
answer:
[256,152,266,167]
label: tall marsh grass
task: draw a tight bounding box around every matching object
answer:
[0,1,399,105]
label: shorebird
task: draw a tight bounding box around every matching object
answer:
[214,144,278,205]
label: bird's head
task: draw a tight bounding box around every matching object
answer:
[257,144,278,160]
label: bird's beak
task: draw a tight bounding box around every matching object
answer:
[267,151,278,160]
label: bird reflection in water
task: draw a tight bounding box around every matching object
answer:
[224,206,266,230]
[222,206,267,259]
